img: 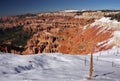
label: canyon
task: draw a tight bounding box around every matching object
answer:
[0,10,120,54]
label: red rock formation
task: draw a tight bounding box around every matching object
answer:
[0,12,115,55]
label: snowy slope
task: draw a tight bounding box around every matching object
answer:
[0,48,120,81]
[90,17,120,47]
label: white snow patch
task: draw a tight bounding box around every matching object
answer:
[61,10,80,12]
[114,31,120,36]
[98,17,111,23]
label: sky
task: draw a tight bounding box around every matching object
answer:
[0,0,120,16]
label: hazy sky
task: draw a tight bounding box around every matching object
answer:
[0,0,120,16]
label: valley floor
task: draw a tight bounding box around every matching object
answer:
[0,48,120,81]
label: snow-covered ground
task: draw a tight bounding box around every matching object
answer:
[0,48,120,81]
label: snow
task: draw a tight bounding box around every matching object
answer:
[98,17,111,23]
[114,31,120,36]
[0,48,120,81]
[61,10,80,12]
